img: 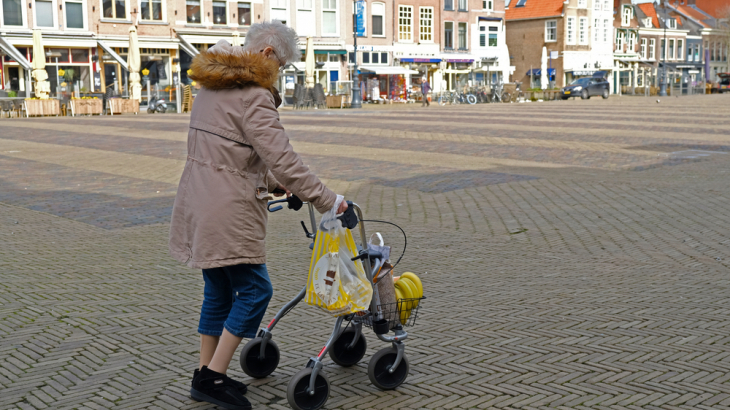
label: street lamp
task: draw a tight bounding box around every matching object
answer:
[350,0,364,108]
[658,0,668,96]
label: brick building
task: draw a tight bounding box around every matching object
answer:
[506,0,613,90]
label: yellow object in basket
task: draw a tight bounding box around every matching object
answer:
[393,287,409,324]
[397,278,419,310]
[394,279,417,323]
[400,272,423,298]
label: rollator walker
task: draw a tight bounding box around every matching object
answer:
[238,196,424,410]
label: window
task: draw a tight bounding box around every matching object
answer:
[649,38,655,59]
[594,19,599,42]
[35,0,54,27]
[297,0,313,35]
[270,0,288,25]
[444,21,453,49]
[479,26,486,47]
[603,0,609,11]
[694,44,699,62]
[141,0,162,20]
[628,32,635,51]
[578,0,586,8]
[71,48,89,63]
[621,6,631,26]
[3,0,23,25]
[641,38,646,59]
[458,0,467,11]
[398,6,412,42]
[667,18,676,29]
[579,17,587,45]
[458,22,467,49]
[603,19,608,42]
[594,0,600,10]
[363,53,369,63]
[186,0,200,23]
[567,17,575,45]
[644,17,652,27]
[444,0,453,11]
[212,1,226,24]
[668,39,674,59]
[660,39,665,59]
[419,7,432,42]
[516,0,526,6]
[545,20,556,42]
[322,0,337,35]
[616,31,623,51]
[238,2,251,25]
[677,39,683,61]
[103,0,126,19]
[372,2,384,36]
[348,52,355,63]
[483,0,492,11]
[65,0,84,27]
[489,26,498,47]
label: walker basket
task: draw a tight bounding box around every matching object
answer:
[364,297,425,330]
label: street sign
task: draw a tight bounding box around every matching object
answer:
[550,51,559,59]
[355,0,365,37]
[173,72,179,86]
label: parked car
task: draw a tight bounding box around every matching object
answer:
[561,77,610,100]
[718,73,730,93]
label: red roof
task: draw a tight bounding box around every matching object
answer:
[675,4,710,27]
[637,3,659,28]
[506,0,564,20]
[693,0,730,19]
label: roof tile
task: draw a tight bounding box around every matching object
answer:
[506,0,564,20]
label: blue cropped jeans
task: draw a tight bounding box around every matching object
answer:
[197,264,273,339]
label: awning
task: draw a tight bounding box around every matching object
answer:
[399,58,440,63]
[480,65,516,73]
[478,16,503,21]
[177,35,199,57]
[442,68,471,74]
[359,66,419,75]
[0,37,31,70]
[97,40,128,71]
[445,58,474,63]
[526,68,555,76]
[300,50,346,55]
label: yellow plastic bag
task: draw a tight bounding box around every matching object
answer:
[306,226,373,317]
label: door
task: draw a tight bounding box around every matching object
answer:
[104,63,118,94]
[8,67,20,91]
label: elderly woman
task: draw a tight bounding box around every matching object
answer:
[169,22,346,410]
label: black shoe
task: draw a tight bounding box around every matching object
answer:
[190,366,251,410]
[193,368,248,395]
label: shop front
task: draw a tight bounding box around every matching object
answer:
[442,58,473,91]
[358,66,417,102]
[109,44,179,108]
[398,58,440,96]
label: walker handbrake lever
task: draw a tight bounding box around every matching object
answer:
[267,195,303,212]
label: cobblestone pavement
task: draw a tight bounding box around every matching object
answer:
[2,95,730,410]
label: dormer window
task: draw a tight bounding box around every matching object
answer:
[644,17,652,27]
[667,18,676,29]
[621,6,632,26]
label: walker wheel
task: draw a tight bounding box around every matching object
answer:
[287,367,330,410]
[368,347,409,390]
[239,337,279,378]
[329,328,367,367]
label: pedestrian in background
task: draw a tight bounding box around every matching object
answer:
[421,77,431,107]
[169,20,347,410]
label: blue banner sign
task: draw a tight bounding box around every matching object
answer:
[356,0,365,37]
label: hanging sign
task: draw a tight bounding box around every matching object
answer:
[355,0,365,37]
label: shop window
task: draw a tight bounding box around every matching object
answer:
[35,0,54,27]
[458,0,467,11]
[56,48,70,63]
[489,26,498,47]
[380,52,387,64]
[238,2,251,25]
[444,0,453,11]
[444,22,453,49]
[545,20,556,42]
[3,0,23,25]
[322,0,337,35]
[103,0,126,19]
[567,17,575,45]
[458,22,466,49]
[398,5,412,42]
[65,0,84,28]
[212,1,226,24]
[297,0,313,35]
[71,49,89,63]
[419,7,432,42]
[141,0,162,21]
[372,2,384,36]
[270,0,288,25]
[186,0,200,23]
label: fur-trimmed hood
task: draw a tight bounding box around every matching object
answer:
[189,40,279,90]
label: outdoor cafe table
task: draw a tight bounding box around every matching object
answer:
[24,99,60,117]
[69,99,103,116]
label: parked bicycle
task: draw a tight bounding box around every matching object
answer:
[437,89,477,106]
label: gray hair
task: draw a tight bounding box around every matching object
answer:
[243,20,300,64]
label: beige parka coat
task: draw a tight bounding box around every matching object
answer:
[169,41,336,269]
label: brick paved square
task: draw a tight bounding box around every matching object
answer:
[1,95,730,409]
